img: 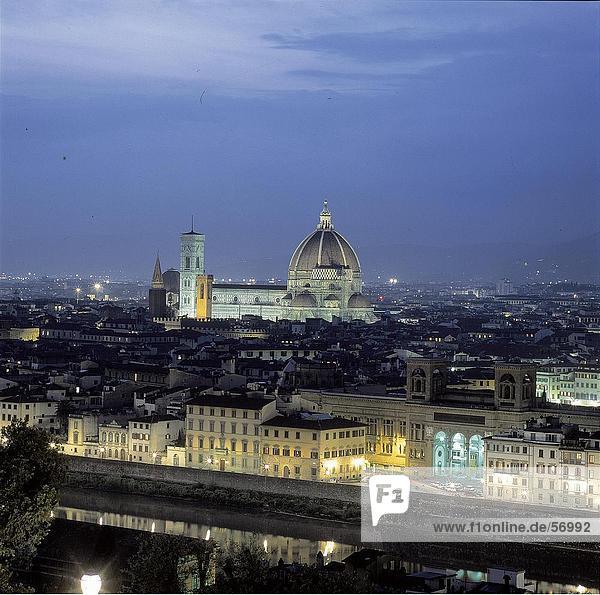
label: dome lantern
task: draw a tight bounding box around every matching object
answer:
[318,200,332,230]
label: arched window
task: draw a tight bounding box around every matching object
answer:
[432,368,444,395]
[499,374,516,400]
[411,369,426,393]
[102,432,107,442]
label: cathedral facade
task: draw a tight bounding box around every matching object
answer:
[168,202,376,323]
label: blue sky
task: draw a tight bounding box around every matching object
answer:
[1,1,598,280]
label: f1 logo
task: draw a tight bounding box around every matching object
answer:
[368,474,411,526]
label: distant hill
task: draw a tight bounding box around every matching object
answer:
[357,232,600,284]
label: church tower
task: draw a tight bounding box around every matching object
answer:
[149,254,167,319]
[179,219,205,318]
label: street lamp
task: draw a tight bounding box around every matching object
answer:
[75,287,81,304]
[80,574,102,595]
[94,283,102,300]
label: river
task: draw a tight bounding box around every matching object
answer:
[56,488,598,594]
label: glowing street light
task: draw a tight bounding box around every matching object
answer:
[75,287,81,304]
[80,574,102,595]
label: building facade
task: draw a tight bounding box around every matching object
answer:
[536,365,600,407]
[185,394,278,473]
[485,418,600,511]
[261,414,367,481]
[0,396,59,434]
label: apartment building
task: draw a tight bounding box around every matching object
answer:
[261,413,367,482]
[128,414,183,464]
[485,417,600,511]
[185,394,277,473]
[0,395,59,434]
[536,365,600,407]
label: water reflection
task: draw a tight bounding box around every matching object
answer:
[54,506,357,566]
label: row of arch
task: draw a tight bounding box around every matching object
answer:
[101,432,127,444]
[433,432,484,472]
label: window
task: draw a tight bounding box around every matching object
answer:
[312,433,317,441]
[293,449,301,457]
[383,419,393,437]
[231,423,237,434]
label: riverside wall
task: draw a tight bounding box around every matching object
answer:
[66,456,360,503]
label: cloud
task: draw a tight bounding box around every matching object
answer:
[2,1,595,98]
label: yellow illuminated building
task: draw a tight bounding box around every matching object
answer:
[261,415,367,481]
[195,274,213,319]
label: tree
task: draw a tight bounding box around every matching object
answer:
[124,533,215,593]
[0,420,67,592]
[213,539,272,593]
[56,399,76,435]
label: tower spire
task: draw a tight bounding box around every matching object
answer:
[191,215,194,233]
[151,253,164,288]
[318,200,332,230]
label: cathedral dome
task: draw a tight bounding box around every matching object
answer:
[348,293,371,308]
[289,202,361,274]
[291,292,317,307]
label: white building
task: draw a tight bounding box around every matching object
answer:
[485,417,600,511]
[537,365,600,407]
[0,396,59,434]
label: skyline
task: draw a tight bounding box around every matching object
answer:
[1,1,599,280]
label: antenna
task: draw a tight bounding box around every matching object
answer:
[191,215,194,233]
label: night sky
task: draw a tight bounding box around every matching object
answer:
[1,1,598,281]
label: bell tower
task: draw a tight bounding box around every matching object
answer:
[179,218,205,318]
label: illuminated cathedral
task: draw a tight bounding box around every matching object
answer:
[157,202,376,323]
